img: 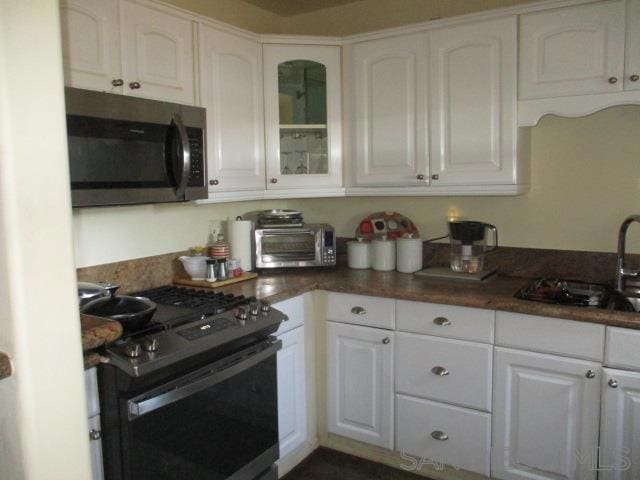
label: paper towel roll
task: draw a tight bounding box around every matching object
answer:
[227,217,253,272]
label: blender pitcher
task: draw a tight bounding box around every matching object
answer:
[448,221,498,274]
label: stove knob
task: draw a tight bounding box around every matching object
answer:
[249,302,260,316]
[236,307,248,321]
[260,301,271,314]
[123,342,141,358]
[142,337,158,352]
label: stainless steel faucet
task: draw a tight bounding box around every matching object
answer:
[615,215,640,292]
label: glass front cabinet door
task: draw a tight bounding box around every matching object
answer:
[263,44,342,190]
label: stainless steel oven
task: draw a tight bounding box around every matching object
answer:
[65,87,207,207]
[254,223,336,269]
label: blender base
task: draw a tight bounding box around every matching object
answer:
[414,267,497,282]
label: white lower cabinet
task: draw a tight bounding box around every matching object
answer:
[396,394,491,476]
[327,320,394,449]
[277,326,307,458]
[85,368,104,480]
[492,347,602,480]
[599,368,640,480]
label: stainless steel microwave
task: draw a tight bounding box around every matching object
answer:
[65,87,207,207]
[254,224,336,269]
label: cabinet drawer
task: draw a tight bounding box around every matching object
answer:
[396,300,494,343]
[396,333,492,411]
[274,294,306,335]
[495,311,605,361]
[327,292,395,329]
[605,326,640,370]
[396,394,491,476]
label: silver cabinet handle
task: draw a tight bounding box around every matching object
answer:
[432,174,439,180]
[111,78,124,87]
[89,429,102,441]
[417,174,425,180]
[631,74,639,82]
[209,179,219,186]
[382,337,391,345]
[431,430,448,441]
[433,317,451,326]
[608,76,618,84]
[608,379,618,388]
[351,306,366,315]
[270,178,278,184]
[585,370,596,379]
[129,81,141,89]
[431,366,450,376]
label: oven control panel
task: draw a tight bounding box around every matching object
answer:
[178,316,238,341]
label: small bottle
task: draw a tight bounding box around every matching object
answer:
[206,259,217,283]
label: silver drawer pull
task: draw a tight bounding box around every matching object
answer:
[89,429,102,441]
[433,317,451,326]
[382,337,391,345]
[431,430,449,441]
[351,306,366,315]
[608,379,619,388]
[431,366,450,376]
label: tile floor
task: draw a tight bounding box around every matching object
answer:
[282,447,429,480]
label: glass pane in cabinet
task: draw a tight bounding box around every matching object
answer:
[278,60,328,176]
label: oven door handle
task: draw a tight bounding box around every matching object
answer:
[127,339,281,420]
[172,113,191,199]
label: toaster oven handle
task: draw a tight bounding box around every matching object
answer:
[172,113,191,199]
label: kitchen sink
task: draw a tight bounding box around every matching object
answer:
[610,291,640,313]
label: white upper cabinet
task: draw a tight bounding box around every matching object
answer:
[263,44,342,190]
[492,347,602,480]
[199,25,265,193]
[599,368,640,480]
[626,0,640,91]
[60,0,122,93]
[119,1,195,104]
[346,34,429,186]
[429,16,519,186]
[519,0,626,99]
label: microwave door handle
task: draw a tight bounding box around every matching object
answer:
[126,339,281,420]
[172,113,191,199]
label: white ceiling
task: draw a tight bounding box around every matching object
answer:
[243,0,363,16]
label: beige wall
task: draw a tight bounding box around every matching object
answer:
[296,106,640,254]
[0,2,91,479]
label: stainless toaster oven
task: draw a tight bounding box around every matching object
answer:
[254,224,336,268]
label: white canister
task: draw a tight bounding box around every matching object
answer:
[372,236,396,271]
[347,239,371,269]
[397,236,423,273]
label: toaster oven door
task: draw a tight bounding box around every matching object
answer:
[256,229,320,268]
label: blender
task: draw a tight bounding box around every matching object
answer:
[448,220,498,274]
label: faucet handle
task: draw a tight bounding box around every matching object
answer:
[620,268,640,278]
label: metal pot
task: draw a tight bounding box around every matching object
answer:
[80,285,157,331]
[77,281,118,307]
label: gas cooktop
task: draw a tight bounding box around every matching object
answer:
[105,285,287,377]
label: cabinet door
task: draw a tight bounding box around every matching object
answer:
[429,16,518,186]
[60,0,122,93]
[120,1,195,104]
[88,414,105,480]
[277,326,307,458]
[492,347,602,480]
[599,368,640,480]
[347,34,429,186]
[199,25,265,192]
[327,321,393,449]
[519,0,626,99]
[263,45,342,189]
[626,0,640,91]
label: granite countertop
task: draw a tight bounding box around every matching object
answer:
[0,352,11,380]
[210,265,640,330]
[81,313,123,368]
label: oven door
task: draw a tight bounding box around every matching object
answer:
[111,339,280,480]
[256,229,321,268]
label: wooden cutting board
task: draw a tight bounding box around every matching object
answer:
[173,272,258,289]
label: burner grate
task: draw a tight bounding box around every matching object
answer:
[133,286,253,315]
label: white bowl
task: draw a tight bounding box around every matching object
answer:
[179,255,207,280]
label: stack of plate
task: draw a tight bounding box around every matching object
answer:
[257,209,304,228]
